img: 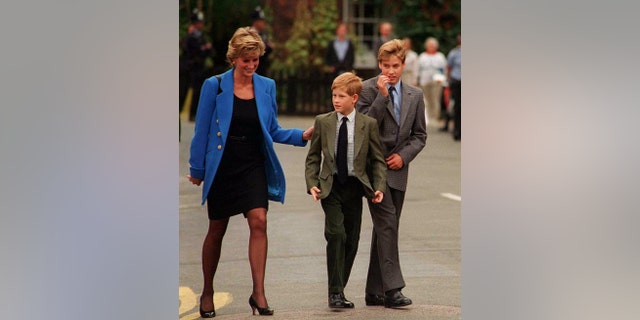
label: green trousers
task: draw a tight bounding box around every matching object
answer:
[320,176,364,293]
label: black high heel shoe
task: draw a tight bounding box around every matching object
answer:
[199,307,216,318]
[199,295,216,318]
[248,295,274,316]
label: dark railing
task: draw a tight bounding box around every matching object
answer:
[270,68,379,116]
[271,71,333,116]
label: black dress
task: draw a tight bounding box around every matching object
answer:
[207,95,267,220]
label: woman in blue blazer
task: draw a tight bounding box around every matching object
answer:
[188,27,313,317]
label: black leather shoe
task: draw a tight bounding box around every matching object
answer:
[384,290,412,308]
[365,293,385,306]
[438,126,449,132]
[328,292,355,308]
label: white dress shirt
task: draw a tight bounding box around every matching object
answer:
[335,110,356,176]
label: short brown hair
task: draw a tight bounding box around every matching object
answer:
[377,39,406,63]
[226,27,266,65]
[331,72,362,96]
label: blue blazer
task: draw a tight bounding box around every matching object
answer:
[189,68,307,205]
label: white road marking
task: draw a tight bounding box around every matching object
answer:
[440,193,461,201]
[179,286,233,319]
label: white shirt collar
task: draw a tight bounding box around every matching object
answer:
[337,110,356,122]
[386,80,402,93]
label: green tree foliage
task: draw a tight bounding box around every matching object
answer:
[272,0,338,77]
[179,0,263,73]
[385,0,461,55]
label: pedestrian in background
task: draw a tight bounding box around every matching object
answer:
[401,37,418,86]
[438,77,451,132]
[183,9,212,122]
[417,37,447,124]
[250,6,273,76]
[373,22,393,73]
[373,22,393,57]
[324,23,355,81]
[447,34,461,141]
[305,72,387,310]
[188,27,314,317]
[356,39,427,309]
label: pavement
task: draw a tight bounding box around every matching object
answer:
[179,115,460,319]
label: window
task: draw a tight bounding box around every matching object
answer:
[342,0,386,68]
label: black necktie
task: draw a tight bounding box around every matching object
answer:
[336,117,348,184]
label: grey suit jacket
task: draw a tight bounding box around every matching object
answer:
[356,77,427,191]
[305,111,387,200]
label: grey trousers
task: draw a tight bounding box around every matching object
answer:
[365,185,406,295]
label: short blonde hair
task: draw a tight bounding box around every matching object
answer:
[377,39,406,63]
[331,72,362,96]
[226,27,266,65]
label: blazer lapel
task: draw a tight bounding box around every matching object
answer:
[252,74,271,131]
[325,112,337,160]
[216,69,235,135]
[399,83,413,127]
[354,112,365,158]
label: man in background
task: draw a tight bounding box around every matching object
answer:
[324,23,355,81]
[183,9,212,122]
[447,34,461,141]
[250,6,273,76]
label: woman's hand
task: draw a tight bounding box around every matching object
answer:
[187,175,203,186]
[302,126,314,140]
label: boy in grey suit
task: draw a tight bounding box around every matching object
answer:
[356,39,427,308]
[306,72,387,309]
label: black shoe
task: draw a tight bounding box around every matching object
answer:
[328,292,355,308]
[438,126,449,132]
[199,307,216,318]
[199,295,216,318]
[365,293,385,306]
[384,290,412,308]
[249,295,274,316]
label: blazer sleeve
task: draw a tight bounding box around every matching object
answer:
[266,79,307,147]
[397,88,427,164]
[304,116,323,194]
[189,76,218,179]
[367,117,387,192]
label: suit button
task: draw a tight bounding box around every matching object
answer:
[217,145,222,150]
[217,132,221,137]
[216,119,219,124]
